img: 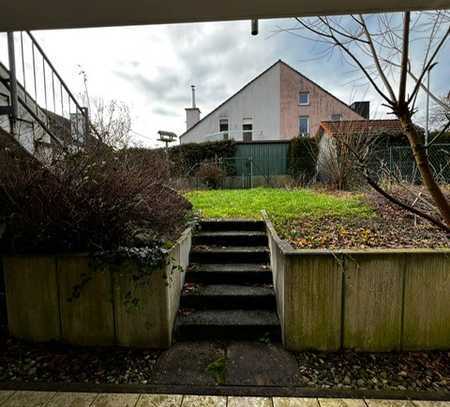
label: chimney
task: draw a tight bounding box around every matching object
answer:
[350,101,370,119]
[185,85,201,130]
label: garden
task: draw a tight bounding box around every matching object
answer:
[187,187,449,249]
[0,129,449,394]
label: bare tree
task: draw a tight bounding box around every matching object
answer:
[287,11,450,229]
[90,98,132,149]
[78,68,132,149]
[430,94,450,129]
[317,122,378,190]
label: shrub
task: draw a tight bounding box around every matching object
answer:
[317,132,376,190]
[168,140,236,176]
[288,137,319,183]
[195,161,225,189]
[125,140,236,178]
[0,143,191,255]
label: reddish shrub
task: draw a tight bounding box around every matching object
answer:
[195,161,225,189]
[0,144,191,254]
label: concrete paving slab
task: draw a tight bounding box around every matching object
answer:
[366,401,415,407]
[0,392,14,405]
[152,342,225,385]
[181,395,226,407]
[319,399,366,407]
[2,391,55,407]
[46,392,98,407]
[228,396,273,407]
[90,393,140,407]
[136,394,183,407]
[274,398,320,407]
[225,342,298,386]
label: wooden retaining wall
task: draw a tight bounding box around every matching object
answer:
[264,213,450,352]
[2,228,191,348]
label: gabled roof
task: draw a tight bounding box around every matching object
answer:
[318,119,404,137]
[180,59,364,139]
[180,60,281,138]
[278,60,364,118]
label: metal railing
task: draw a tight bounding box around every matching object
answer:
[0,31,99,158]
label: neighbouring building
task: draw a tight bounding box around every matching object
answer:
[179,60,368,144]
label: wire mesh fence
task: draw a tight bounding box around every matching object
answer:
[372,143,450,184]
[174,143,450,190]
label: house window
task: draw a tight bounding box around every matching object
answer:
[331,113,342,121]
[299,116,309,136]
[242,118,253,142]
[219,118,229,140]
[298,91,310,106]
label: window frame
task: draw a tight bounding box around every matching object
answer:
[219,118,229,140]
[298,91,310,106]
[242,118,253,142]
[331,113,342,121]
[298,115,310,136]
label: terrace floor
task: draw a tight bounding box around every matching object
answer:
[0,391,448,407]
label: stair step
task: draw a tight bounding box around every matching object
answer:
[175,309,281,341]
[190,246,269,264]
[186,263,272,284]
[181,284,275,309]
[199,219,265,232]
[193,231,268,246]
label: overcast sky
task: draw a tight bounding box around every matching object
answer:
[1,15,448,147]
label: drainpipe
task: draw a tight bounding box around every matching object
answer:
[7,32,18,135]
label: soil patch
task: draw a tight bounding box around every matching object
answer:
[278,190,449,249]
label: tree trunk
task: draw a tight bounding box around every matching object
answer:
[398,113,450,227]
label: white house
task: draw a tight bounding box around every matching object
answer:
[179,60,368,144]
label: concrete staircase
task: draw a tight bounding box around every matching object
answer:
[175,219,281,341]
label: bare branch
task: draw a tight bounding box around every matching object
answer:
[359,14,397,103]
[398,12,410,104]
[407,24,450,104]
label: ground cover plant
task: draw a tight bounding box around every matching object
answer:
[186,188,372,220]
[186,187,449,249]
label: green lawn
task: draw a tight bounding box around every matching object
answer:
[186,188,373,220]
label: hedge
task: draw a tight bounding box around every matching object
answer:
[287,137,319,181]
[126,141,236,177]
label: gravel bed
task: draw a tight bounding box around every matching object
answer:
[295,350,450,392]
[0,336,161,384]
[1,336,449,393]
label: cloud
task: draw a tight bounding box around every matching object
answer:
[18,13,449,146]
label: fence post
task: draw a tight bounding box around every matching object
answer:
[250,157,253,189]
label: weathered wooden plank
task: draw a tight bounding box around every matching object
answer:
[91,393,140,407]
[318,399,366,407]
[228,397,272,407]
[403,253,450,350]
[4,256,60,341]
[46,392,98,407]
[284,255,342,351]
[181,395,226,407]
[2,391,55,407]
[136,394,183,407]
[343,253,404,351]
[113,267,170,349]
[58,256,115,346]
[365,400,414,407]
[0,391,14,404]
[273,397,320,407]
